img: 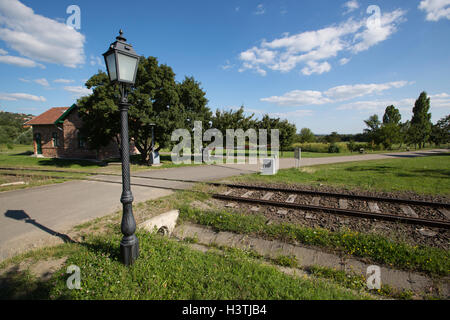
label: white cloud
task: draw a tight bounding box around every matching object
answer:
[53,79,75,84]
[0,48,7,55]
[34,78,49,87]
[261,90,332,107]
[301,61,331,75]
[0,0,85,68]
[429,93,450,108]
[324,81,409,101]
[64,86,92,97]
[221,60,234,70]
[238,9,406,76]
[0,54,45,68]
[352,9,406,53]
[0,92,46,102]
[339,57,350,65]
[90,55,105,67]
[246,108,314,120]
[260,81,410,107]
[254,4,265,15]
[343,1,359,14]
[419,0,450,21]
[336,99,414,112]
[336,93,450,112]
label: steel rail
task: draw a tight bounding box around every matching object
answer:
[213,194,450,229]
[212,183,450,209]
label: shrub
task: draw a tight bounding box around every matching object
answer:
[328,143,340,153]
[291,143,330,153]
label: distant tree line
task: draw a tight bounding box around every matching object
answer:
[295,91,449,151]
[0,111,33,147]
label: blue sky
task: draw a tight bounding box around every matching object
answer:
[0,0,449,134]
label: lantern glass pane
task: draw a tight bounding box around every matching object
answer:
[106,52,117,81]
[117,53,138,83]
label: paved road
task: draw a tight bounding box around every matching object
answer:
[0,181,172,261]
[0,149,446,261]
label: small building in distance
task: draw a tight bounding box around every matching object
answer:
[24,104,136,160]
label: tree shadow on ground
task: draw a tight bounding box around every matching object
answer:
[345,165,450,178]
[79,239,121,262]
[383,152,450,158]
[0,265,67,300]
[36,158,102,168]
[344,166,394,173]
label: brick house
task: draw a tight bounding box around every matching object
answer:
[24,104,137,160]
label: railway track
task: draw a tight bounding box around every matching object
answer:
[212,184,450,230]
[2,166,450,230]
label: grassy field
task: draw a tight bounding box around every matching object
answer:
[1,186,445,300]
[231,153,450,195]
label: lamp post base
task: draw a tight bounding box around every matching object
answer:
[120,235,139,266]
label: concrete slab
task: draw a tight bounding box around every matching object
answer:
[138,209,179,236]
[339,199,349,210]
[285,194,297,203]
[261,192,274,200]
[173,222,449,295]
[401,206,418,218]
[368,202,381,213]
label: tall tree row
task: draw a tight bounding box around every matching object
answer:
[363,91,447,150]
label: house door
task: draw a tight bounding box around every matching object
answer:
[35,133,42,154]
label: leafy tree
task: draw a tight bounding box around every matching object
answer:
[326,131,341,143]
[77,71,121,152]
[298,128,316,143]
[379,105,402,149]
[410,91,432,148]
[178,76,212,131]
[364,114,381,147]
[212,106,256,133]
[399,120,411,149]
[430,115,450,146]
[128,56,185,161]
[0,111,34,145]
[383,105,401,125]
[257,115,296,153]
[77,56,196,163]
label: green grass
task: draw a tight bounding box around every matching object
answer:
[0,231,370,300]
[179,206,450,277]
[306,266,415,299]
[231,154,450,195]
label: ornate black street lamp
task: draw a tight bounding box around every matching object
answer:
[103,30,140,266]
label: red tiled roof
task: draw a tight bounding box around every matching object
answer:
[24,107,69,125]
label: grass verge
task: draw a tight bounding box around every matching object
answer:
[230,154,450,195]
[179,205,449,277]
[0,231,370,300]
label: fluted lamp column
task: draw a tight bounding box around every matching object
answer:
[103,30,140,266]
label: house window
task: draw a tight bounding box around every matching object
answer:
[78,132,86,148]
[52,132,59,147]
